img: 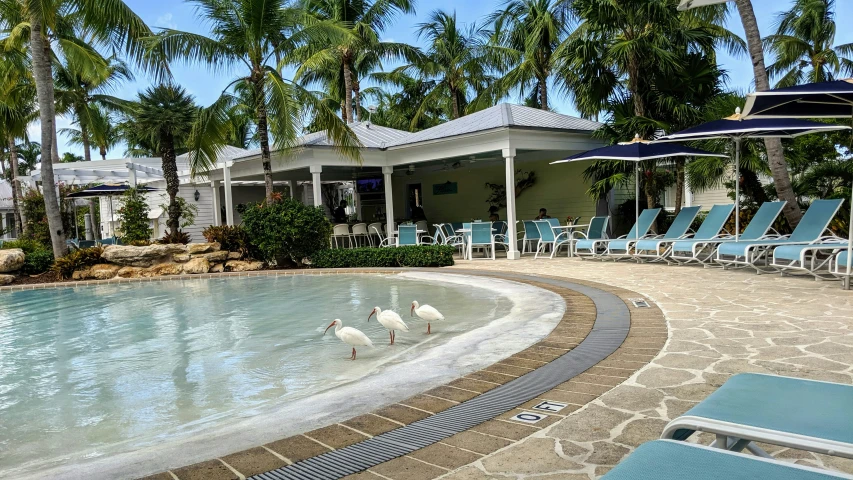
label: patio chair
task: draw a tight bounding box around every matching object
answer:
[567,216,609,257]
[396,224,420,247]
[370,223,393,247]
[492,221,509,251]
[670,201,784,265]
[436,223,465,257]
[467,222,495,260]
[770,239,849,279]
[575,208,661,259]
[78,240,97,249]
[601,440,852,480]
[331,224,353,248]
[99,238,119,246]
[521,220,541,255]
[367,222,384,246]
[632,206,702,263]
[715,198,844,273]
[662,373,853,460]
[351,223,370,247]
[533,220,571,259]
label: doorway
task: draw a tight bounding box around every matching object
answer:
[406,183,423,220]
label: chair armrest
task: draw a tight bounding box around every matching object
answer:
[571,231,589,239]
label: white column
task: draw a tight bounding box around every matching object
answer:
[211,180,221,227]
[128,165,137,187]
[383,166,395,238]
[286,180,295,198]
[310,165,323,207]
[685,180,694,208]
[223,164,234,226]
[503,148,520,260]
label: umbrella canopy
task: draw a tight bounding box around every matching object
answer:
[677,0,728,10]
[742,79,853,119]
[67,184,158,199]
[552,136,727,228]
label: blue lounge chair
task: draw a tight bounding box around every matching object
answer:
[670,201,784,265]
[533,220,571,259]
[467,222,495,260]
[602,440,852,480]
[521,220,541,255]
[396,224,419,246]
[716,199,844,272]
[771,240,849,279]
[835,249,852,277]
[662,373,853,460]
[567,216,609,257]
[575,208,661,259]
[633,206,701,262]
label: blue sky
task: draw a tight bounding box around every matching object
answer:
[45,0,853,158]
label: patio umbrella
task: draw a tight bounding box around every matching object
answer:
[551,136,728,230]
[68,184,159,240]
[676,0,728,9]
[741,79,853,287]
[657,110,850,240]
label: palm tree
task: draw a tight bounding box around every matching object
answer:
[0,0,160,257]
[150,0,362,201]
[0,50,36,235]
[130,84,197,238]
[60,105,122,160]
[764,0,853,87]
[485,0,571,110]
[298,0,417,124]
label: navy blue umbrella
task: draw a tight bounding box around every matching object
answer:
[552,136,727,228]
[657,111,850,239]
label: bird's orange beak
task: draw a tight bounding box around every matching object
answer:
[324,322,336,335]
[368,310,375,321]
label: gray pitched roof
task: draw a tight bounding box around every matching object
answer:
[235,122,411,160]
[384,103,601,147]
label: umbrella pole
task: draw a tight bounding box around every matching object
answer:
[636,165,640,234]
[109,196,115,241]
[734,138,741,242]
[846,115,853,289]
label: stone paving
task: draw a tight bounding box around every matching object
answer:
[441,257,853,479]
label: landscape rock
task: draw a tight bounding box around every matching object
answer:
[0,248,25,273]
[187,242,220,254]
[72,268,92,280]
[193,250,229,263]
[89,264,121,280]
[173,253,191,263]
[182,257,210,274]
[225,260,263,272]
[102,244,187,267]
[116,266,146,278]
[227,251,242,260]
[209,263,224,273]
[148,263,183,276]
[0,274,15,285]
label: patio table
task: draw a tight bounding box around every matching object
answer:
[456,228,498,260]
[552,224,589,257]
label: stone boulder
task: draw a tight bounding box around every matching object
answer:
[90,264,121,280]
[183,257,210,274]
[173,253,191,263]
[187,242,220,254]
[225,260,264,272]
[72,268,92,280]
[116,266,146,278]
[0,274,14,285]
[209,263,224,273]
[0,248,25,273]
[227,251,242,260]
[148,263,183,277]
[102,244,187,267]
[193,250,229,263]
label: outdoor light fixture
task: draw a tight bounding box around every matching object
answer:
[194,190,200,201]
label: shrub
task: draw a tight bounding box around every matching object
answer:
[310,246,456,268]
[52,247,105,279]
[1,238,45,255]
[117,187,152,243]
[202,225,250,255]
[20,186,79,249]
[241,197,332,265]
[2,239,54,275]
[158,230,191,244]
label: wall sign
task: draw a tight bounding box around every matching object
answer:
[433,181,458,195]
[509,411,548,424]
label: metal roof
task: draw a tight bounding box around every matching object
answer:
[384,103,601,147]
[235,122,411,160]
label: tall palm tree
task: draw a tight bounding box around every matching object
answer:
[0,0,160,257]
[0,49,36,235]
[130,85,197,238]
[150,0,362,200]
[298,0,417,124]
[60,105,122,160]
[485,0,571,110]
[764,0,853,87]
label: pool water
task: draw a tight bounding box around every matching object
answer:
[0,274,519,475]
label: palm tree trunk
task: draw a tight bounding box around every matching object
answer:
[88,199,100,240]
[8,138,23,236]
[538,78,548,110]
[340,100,347,123]
[451,88,461,119]
[160,132,180,236]
[735,0,802,227]
[80,113,92,162]
[255,84,274,200]
[100,145,107,161]
[51,122,60,163]
[674,158,685,216]
[643,172,657,233]
[342,57,354,124]
[627,56,646,118]
[353,76,361,122]
[29,17,67,257]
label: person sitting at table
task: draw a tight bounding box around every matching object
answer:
[411,204,427,222]
[488,206,500,222]
[535,208,551,220]
[333,200,348,223]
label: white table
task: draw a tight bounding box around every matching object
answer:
[456,228,500,259]
[551,224,589,257]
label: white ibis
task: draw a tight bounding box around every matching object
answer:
[411,301,444,334]
[324,319,373,360]
[368,307,408,345]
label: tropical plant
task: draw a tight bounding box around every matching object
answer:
[158,195,198,229]
[60,152,83,163]
[361,73,443,131]
[117,187,152,243]
[148,0,362,201]
[202,224,251,256]
[61,105,122,160]
[52,246,104,279]
[310,245,455,268]
[764,0,853,87]
[241,197,332,266]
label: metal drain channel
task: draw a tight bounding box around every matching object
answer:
[250,273,631,480]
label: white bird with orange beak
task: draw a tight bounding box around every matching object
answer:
[324,319,373,360]
[411,301,444,334]
[368,307,408,345]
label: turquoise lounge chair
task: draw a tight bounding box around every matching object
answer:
[602,440,852,480]
[396,224,419,246]
[576,208,661,259]
[671,201,784,265]
[771,239,849,279]
[835,249,852,277]
[633,206,701,262]
[716,199,844,272]
[467,222,495,260]
[568,216,609,257]
[521,220,541,255]
[662,373,853,459]
[533,220,571,258]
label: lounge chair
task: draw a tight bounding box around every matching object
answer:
[715,199,844,272]
[602,440,852,480]
[771,241,849,279]
[521,220,541,255]
[670,201,784,265]
[533,220,571,259]
[662,373,853,459]
[834,249,852,277]
[575,208,661,259]
[467,222,495,260]
[633,206,701,262]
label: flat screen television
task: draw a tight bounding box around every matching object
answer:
[356,177,384,194]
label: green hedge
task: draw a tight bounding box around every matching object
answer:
[310,246,455,268]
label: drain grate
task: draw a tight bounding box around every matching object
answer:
[630,298,650,308]
[249,273,631,480]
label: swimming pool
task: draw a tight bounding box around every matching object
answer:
[0,272,563,479]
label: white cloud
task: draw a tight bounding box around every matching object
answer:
[155,13,177,30]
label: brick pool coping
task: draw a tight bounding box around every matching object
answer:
[3,269,667,480]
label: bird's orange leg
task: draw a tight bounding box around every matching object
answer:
[427,323,431,334]
[351,347,356,360]
[389,331,394,345]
